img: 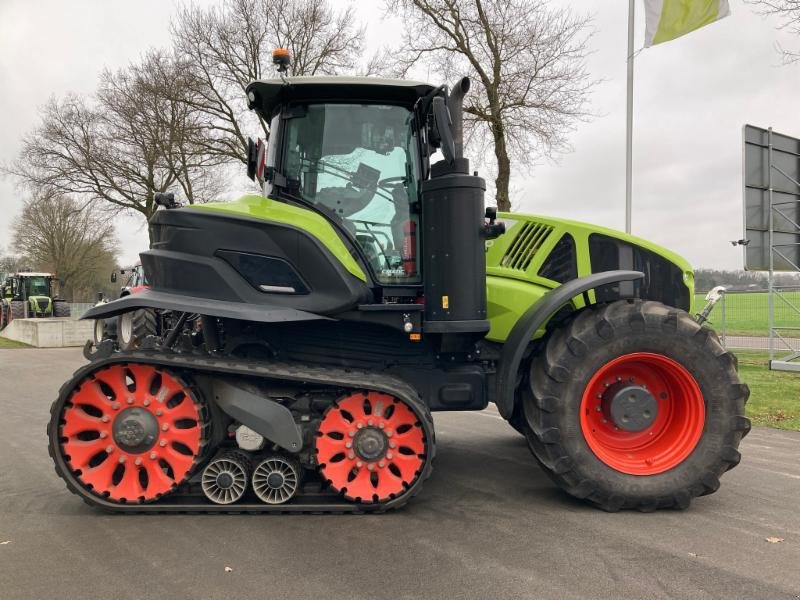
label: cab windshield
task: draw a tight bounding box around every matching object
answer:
[281,103,421,284]
[25,276,50,297]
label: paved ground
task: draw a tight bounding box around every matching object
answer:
[725,335,800,351]
[1,348,799,600]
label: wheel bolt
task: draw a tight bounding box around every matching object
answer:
[348,452,355,459]
[135,457,142,465]
[367,463,374,471]
[386,431,393,438]
[348,431,355,437]
[161,423,168,431]
[100,432,107,438]
[143,399,150,407]
[101,416,110,423]
[150,452,157,459]
[356,460,363,468]
[155,409,163,416]
[106,445,114,453]
[127,397,134,405]
[118,456,126,463]
[159,440,167,447]
[368,419,374,426]
[345,442,352,449]
[357,423,363,429]
[379,460,385,468]
[389,441,396,449]
[111,402,120,410]
[386,452,393,459]
[595,406,601,412]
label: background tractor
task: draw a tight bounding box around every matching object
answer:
[93,263,160,350]
[0,272,69,330]
[49,67,749,514]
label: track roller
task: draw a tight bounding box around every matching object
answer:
[201,451,251,505]
[252,455,301,505]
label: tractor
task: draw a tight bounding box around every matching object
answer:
[0,272,70,329]
[93,264,160,350]
[48,65,749,513]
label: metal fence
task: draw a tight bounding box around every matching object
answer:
[699,288,800,352]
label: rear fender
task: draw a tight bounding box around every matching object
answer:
[495,270,644,419]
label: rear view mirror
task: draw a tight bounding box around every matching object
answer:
[431,96,456,165]
[247,137,267,184]
[247,137,257,181]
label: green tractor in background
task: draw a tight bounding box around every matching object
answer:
[0,272,70,330]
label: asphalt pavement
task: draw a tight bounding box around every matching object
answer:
[1,348,798,600]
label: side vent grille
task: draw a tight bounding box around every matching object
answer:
[500,221,554,271]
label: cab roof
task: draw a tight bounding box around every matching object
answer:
[245,76,436,120]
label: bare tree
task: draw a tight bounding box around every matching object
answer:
[11,191,118,302]
[9,50,224,237]
[747,0,800,63]
[385,0,596,211]
[0,250,26,276]
[171,0,367,162]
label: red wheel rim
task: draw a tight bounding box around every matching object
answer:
[59,364,203,502]
[579,352,705,475]
[316,391,427,503]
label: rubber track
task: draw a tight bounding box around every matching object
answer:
[47,350,436,514]
[523,300,751,512]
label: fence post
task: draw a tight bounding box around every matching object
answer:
[720,292,726,349]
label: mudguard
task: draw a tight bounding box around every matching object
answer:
[80,288,331,324]
[212,380,303,453]
[495,270,644,419]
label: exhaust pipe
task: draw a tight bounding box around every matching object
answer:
[446,77,470,160]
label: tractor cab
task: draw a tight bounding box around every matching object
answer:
[245,77,437,287]
[243,75,493,333]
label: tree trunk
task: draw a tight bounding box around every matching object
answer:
[493,127,512,212]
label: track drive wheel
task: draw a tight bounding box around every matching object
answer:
[523,300,751,512]
[118,309,158,351]
[316,391,433,506]
[50,363,206,503]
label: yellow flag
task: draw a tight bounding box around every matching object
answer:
[644,0,730,47]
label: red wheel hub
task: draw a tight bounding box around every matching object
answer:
[580,353,705,475]
[316,391,427,503]
[59,364,203,502]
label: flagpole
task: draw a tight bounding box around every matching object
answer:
[625,0,635,234]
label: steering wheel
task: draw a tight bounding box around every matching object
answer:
[378,176,406,191]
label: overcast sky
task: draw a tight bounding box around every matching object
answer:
[0,0,797,270]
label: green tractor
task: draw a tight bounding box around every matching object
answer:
[0,272,70,329]
[49,69,748,513]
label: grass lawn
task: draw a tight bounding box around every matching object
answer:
[735,350,800,431]
[0,337,31,349]
[695,290,800,337]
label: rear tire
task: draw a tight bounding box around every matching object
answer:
[117,309,158,351]
[523,299,750,511]
[53,300,71,318]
